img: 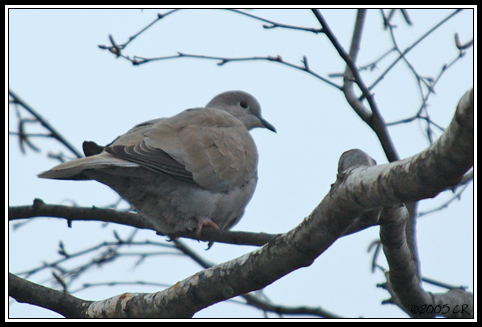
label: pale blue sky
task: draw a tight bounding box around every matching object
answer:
[8,7,474,319]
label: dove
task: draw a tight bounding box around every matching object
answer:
[38,91,275,236]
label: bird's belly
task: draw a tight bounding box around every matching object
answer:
[87,167,257,235]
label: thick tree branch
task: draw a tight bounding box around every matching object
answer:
[173,239,342,318]
[9,273,92,318]
[376,88,473,317]
[336,88,472,206]
[379,206,473,318]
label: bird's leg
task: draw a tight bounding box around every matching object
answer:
[195,216,219,236]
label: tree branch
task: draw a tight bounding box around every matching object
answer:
[370,9,463,92]
[9,198,154,230]
[8,197,386,247]
[9,273,92,318]
[377,88,473,317]
[9,90,83,159]
[8,199,279,247]
[311,9,400,162]
[243,294,343,318]
[226,9,324,34]
[379,205,473,318]
[123,52,342,90]
[173,239,342,318]
[98,9,179,55]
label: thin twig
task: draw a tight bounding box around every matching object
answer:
[226,9,324,34]
[9,90,83,159]
[369,9,463,92]
[132,52,342,90]
[98,10,179,52]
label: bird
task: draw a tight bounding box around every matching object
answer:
[38,91,276,237]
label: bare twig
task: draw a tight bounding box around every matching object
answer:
[226,9,324,34]
[385,34,470,144]
[370,9,463,92]
[98,10,179,53]
[9,90,83,159]
[417,182,472,217]
[454,32,473,50]
[131,52,342,89]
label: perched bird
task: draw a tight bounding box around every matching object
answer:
[38,91,275,236]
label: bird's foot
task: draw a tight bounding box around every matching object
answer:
[195,216,219,236]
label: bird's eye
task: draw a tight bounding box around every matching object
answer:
[239,100,248,109]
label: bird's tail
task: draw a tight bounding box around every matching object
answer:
[38,155,139,180]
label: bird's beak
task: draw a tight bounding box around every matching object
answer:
[260,117,277,133]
